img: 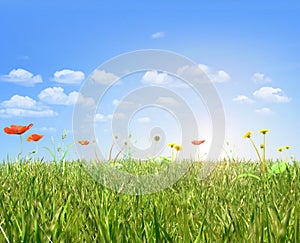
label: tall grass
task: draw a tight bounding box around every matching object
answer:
[0,160,299,242]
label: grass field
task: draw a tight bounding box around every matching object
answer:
[0,160,299,242]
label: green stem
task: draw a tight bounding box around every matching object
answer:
[262,135,266,177]
[108,142,114,161]
[18,135,23,160]
[153,142,157,157]
[249,138,262,163]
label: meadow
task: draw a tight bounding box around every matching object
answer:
[0,159,299,242]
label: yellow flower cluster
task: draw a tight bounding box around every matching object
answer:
[167,142,182,151]
[277,146,291,153]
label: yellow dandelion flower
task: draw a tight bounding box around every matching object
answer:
[259,129,269,135]
[167,142,176,148]
[285,145,291,150]
[243,131,252,138]
[277,147,283,152]
[174,144,182,151]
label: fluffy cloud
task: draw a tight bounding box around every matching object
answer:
[251,73,272,84]
[253,86,291,103]
[232,95,255,104]
[112,99,121,106]
[142,70,171,85]
[52,69,85,84]
[177,64,230,83]
[38,87,95,106]
[0,68,42,86]
[141,70,189,88]
[94,113,109,122]
[151,32,165,39]
[198,64,231,83]
[0,109,56,118]
[255,107,273,115]
[2,95,37,109]
[90,70,119,85]
[0,95,56,118]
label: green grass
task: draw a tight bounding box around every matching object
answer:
[0,160,299,242]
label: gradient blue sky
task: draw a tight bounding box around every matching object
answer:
[1,0,300,161]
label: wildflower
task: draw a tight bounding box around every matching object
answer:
[192,140,205,161]
[4,123,34,157]
[154,135,160,142]
[173,144,182,151]
[4,123,33,135]
[259,129,269,135]
[167,142,176,148]
[27,134,44,142]
[243,131,252,138]
[285,146,291,150]
[192,140,205,145]
[277,147,283,152]
[78,140,89,145]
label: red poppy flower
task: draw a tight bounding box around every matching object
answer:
[192,140,205,145]
[4,123,33,135]
[78,140,89,145]
[27,134,44,142]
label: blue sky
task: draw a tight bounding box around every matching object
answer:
[1,0,300,161]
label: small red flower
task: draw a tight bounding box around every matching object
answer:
[4,123,33,135]
[78,140,89,145]
[192,140,205,145]
[27,134,44,142]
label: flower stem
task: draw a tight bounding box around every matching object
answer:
[249,137,262,163]
[262,134,266,175]
[17,135,23,160]
[108,142,114,161]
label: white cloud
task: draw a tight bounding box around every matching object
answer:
[198,64,231,83]
[142,70,189,88]
[151,32,165,39]
[0,68,42,86]
[253,86,291,103]
[38,87,95,107]
[142,70,171,85]
[232,95,255,104]
[112,99,121,106]
[90,70,119,85]
[38,87,77,105]
[2,95,37,109]
[0,94,57,118]
[251,73,272,84]
[52,69,85,84]
[137,117,150,123]
[94,113,107,122]
[215,70,231,83]
[177,64,230,83]
[0,108,57,118]
[255,107,273,115]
